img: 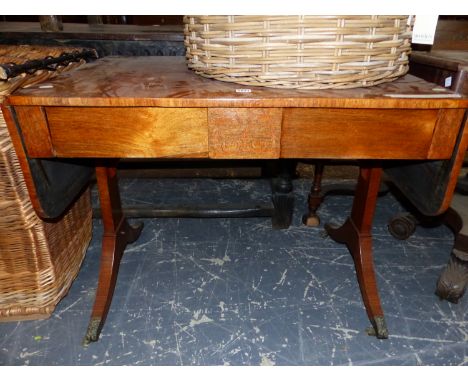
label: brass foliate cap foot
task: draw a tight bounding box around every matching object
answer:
[82,318,102,346]
[366,316,389,339]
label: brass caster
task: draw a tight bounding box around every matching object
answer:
[303,214,320,227]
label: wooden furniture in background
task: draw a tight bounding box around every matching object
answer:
[393,44,468,303]
[4,56,468,343]
[0,22,185,57]
[430,19,468,51]
[38,16,63,32]
[410,50,468,94]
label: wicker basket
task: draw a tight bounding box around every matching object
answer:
[0,45,93,321]
[184,15,413,89]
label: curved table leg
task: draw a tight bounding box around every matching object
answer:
[436,200,468,303]
[83,165,143,345]
[325,165,388,339]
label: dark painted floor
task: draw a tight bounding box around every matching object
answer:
[0,177,466,365]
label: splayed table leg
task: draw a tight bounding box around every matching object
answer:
[83,165,143,345]
[325,165,388,339]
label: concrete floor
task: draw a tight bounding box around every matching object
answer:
[0,177,466,365]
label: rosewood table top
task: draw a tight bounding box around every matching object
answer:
[9,56,468,108]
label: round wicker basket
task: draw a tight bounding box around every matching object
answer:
[184,15,413,89]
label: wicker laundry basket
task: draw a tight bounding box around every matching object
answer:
[0,45,93,321]
[184,15,413,89]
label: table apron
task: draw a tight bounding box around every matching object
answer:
[13,106,464,160]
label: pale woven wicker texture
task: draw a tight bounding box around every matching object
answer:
[184,16,412,89]
[0,45,92,321]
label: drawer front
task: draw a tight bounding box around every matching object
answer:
[208,108,282,159]
[281,108,440,159]
[45,107,209,158]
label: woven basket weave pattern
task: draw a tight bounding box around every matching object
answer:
[0,45,88,95]
[184,16,412,89]
[0,45,92,321]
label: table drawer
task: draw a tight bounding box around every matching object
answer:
[281,108,441,159]
[45,107,209,158]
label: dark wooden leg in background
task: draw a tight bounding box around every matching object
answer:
[325,165,388,339]
[436,197,468,303]
[83,165,143,345]
[303,162,325,226]
[271,160,295,229]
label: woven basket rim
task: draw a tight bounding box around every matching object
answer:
[184,15,413,90]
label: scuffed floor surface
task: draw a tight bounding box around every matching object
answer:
[0,178,466,365]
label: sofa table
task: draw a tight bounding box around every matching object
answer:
[4,56,468,344]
